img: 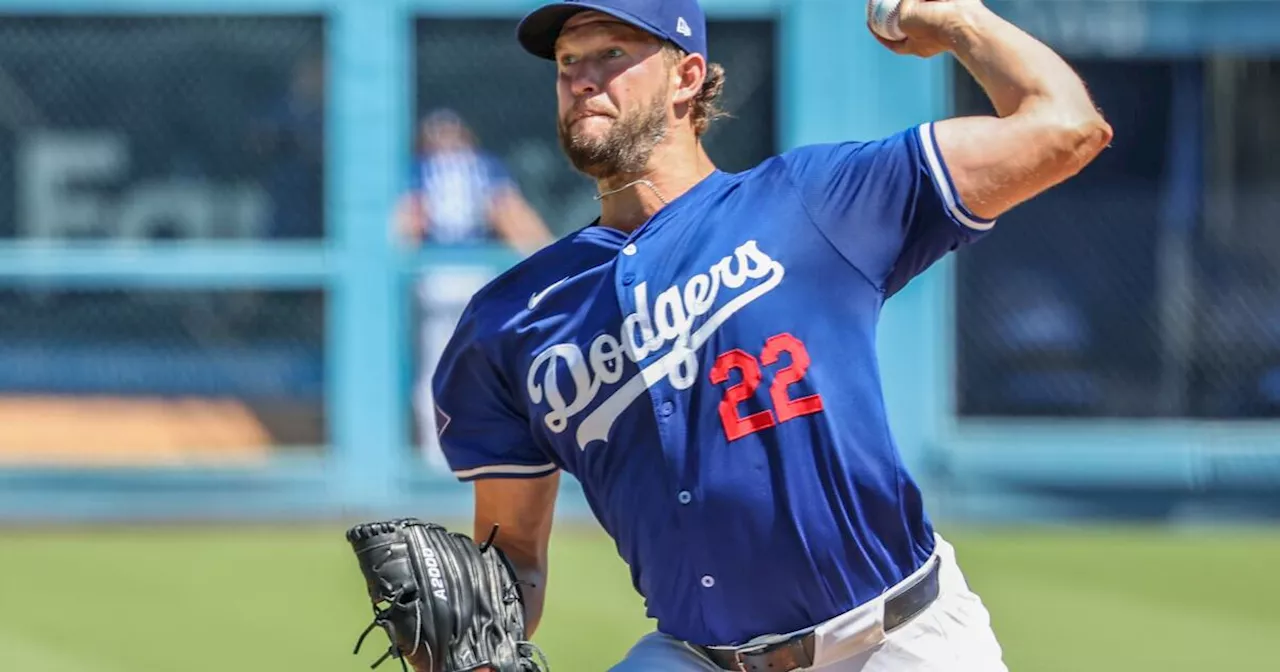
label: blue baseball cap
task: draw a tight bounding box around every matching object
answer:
[516,0,708,61]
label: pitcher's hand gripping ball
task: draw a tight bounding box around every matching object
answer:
[867,0,907,41]
[346,519,549,672]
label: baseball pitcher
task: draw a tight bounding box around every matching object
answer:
[344,0,1112,670]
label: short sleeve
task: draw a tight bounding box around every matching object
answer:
[782,122,994,297]
[430,313,558,482]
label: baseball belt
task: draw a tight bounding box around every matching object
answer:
[697,554,942,672]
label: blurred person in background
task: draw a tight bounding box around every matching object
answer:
[393,108,552,251]
[248,52,326,240]
[395,109,553,470]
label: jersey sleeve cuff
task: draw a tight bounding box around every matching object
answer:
[917,122,996,232]
[452,462,559,482]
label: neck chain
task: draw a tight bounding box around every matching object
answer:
[594,178,669,206]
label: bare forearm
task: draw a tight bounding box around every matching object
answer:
[503,551,549,636]
[490,191,553,255]
[947,5,1094,121]
[472,473,560,638]
[923,3,1112,219]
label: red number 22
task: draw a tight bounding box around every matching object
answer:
[708,333,825,441]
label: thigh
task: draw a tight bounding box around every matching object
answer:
[608,631,721,672]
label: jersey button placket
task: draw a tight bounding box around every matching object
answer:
[614,244,638,333]
[617,233,711,598]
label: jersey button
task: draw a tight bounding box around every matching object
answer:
[659,400,674,416]
[622,272,635,286]
[700,575,715,588]
[622,243,638,256]
[677,490,692,505]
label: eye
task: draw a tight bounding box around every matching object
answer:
[604,47,625,59]
[559,53,578,67]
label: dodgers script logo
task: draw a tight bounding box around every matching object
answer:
[526,240,785,449]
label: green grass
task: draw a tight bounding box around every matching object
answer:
[0,523,1275,671]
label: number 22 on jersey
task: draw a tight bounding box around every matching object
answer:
[708,333,825,441]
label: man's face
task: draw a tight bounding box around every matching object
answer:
[421,118,471,154]
[553,12,673,179]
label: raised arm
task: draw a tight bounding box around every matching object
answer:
[474,471,561,637]
[488,186,556,255]
[882,0,1113,220]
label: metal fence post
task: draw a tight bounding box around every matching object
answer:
[328,0,413,513]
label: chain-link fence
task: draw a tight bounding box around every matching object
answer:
[953,56,1280,420]
[0,16,328,464]
[0,13,782,467]
[0,15,326,241]
[0,287,326,462]
[10,10,1276,460]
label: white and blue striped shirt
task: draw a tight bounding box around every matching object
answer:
[413,149,514,245]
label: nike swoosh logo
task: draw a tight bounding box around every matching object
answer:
[528,278,568,310]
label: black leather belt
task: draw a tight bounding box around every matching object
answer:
[697,556,941,672]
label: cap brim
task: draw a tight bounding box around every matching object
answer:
[516,2,666,61]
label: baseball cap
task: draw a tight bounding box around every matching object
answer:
[516,0,708,61]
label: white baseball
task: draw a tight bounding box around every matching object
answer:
[867,0,906,41]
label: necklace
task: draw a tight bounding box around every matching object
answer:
[594,178,669,205]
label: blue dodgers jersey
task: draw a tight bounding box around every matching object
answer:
[431,123,993,647]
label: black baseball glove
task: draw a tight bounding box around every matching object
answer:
[346,518,549,672]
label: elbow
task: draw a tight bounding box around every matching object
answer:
[1018,104,1112,182]
[1053,110,1113,176]
[1075,112,1114,164]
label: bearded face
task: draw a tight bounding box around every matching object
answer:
[558,84,670,179]
[552,14,677,180]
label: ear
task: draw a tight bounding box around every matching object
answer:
[670,51,706,106]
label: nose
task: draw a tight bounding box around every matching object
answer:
[564,63,600,98]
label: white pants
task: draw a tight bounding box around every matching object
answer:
[610,535,1007,671]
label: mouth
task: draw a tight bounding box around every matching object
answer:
[568,110,612,126]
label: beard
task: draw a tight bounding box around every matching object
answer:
[557,90,669,180]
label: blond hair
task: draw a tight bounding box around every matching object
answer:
[663,44,729,136]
